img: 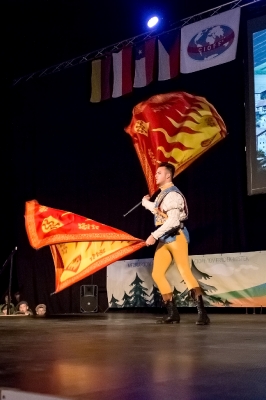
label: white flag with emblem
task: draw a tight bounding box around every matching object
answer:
[181,7,241,73]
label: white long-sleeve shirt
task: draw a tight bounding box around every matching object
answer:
[142,192,187,240]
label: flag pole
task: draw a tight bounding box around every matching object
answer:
[123,189,160,217]
[123,201,142,217]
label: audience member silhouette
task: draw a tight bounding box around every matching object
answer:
[15,301,33,316]
[35,304,47,317]
[0,294,15,315]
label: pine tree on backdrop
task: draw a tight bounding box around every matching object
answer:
[149,285,163,307]
[122,291,133,308]
[129,273,150,307]
[109,294,120,308]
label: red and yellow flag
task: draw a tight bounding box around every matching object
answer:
[25,200,145,293]
[125,91,227,194]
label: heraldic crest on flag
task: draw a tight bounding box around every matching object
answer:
[125,91,227,195]
[25,200,145,293]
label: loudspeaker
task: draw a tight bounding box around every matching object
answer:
[80,285,98,313]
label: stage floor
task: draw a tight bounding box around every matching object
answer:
[0,313,266,400]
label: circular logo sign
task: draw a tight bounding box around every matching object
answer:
[187,25,235,61]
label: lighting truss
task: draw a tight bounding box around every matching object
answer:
[12,0,262,86]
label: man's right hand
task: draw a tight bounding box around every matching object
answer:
[142,195,150,201]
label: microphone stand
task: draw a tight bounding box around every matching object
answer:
[0,247,17,315]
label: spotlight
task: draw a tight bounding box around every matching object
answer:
[147,16,159,29]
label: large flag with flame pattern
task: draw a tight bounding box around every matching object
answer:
[25,200,145,293]
[125,91,227,194]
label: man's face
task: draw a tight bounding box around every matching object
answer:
[19,304,28,313]
[155,167,170,187]
[37,307,46,315]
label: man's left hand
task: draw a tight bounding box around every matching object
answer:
[146,235,156,246]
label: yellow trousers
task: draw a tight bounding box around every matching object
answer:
[152,230,198,295]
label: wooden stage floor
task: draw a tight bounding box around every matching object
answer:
[0,313,266,400]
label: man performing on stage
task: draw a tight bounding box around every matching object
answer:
[142,162,210,325]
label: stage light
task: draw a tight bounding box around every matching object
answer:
[147,16,159,28]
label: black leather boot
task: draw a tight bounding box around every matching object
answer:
[157,300,180,324]
[195,295,210,325]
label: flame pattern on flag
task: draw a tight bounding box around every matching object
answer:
[25,200,145,293]
[125,91,227,194]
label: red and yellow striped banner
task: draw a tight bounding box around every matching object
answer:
[25,200,145,293]
[125,91,227,194]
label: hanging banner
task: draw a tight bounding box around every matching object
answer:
[158,30,180,81]
[181,7,241,73]
[133,37,156,88]
[107,251,266,308]
[112,46,133,98]
[90,56,111,103]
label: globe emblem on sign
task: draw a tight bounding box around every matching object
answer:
[187,25,235,61]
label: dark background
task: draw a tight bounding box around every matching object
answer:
[1,0,266,313]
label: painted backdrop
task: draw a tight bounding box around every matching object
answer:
[107,251,266,308]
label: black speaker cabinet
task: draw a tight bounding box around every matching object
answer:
[80,285,98,313]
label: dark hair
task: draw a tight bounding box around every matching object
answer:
[17,301,28,308]
[158,162,175,179]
